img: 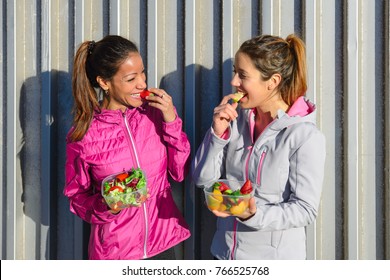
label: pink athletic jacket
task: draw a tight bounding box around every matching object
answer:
[64,104,191,259]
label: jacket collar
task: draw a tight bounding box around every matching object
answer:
[93,104,147,124]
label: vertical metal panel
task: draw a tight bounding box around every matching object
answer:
[52,0,80,260]
[1,0,389,260]
[40,0,53,260]
[222,0,234,96]
[304,0,318,260]
[314,0,339,260]
[0,0,4,259]
[385,0,390,260]
[109,0,120,35]
[147,0,158,88]
[234,0,257,43]
[184,0,197,261]
[262,0,274,34]
[360,0,378,259]
[279,0,295,37]
[346,0,360,260]
[5,0,17,260]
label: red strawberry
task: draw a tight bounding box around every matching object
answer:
[240,179,253,195]
[140,89,154,99]
[213,181,230,193]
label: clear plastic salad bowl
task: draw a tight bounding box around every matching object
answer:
[101,168,147,209]
[203,179,255,216]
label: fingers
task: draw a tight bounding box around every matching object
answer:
[212,210,231,218]
[213,102,239,121]
[108,203,121,214]
[248,197,257,214]
[144,88,176,122]
[237,198,256,220]
[212,100,239,137]
[213,93,240,122]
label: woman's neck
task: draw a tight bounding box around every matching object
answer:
[254,100,289,140]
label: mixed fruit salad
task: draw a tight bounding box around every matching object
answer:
[101,167,147,208]
[204,179,254,215]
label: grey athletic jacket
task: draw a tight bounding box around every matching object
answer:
[191,97,326,260]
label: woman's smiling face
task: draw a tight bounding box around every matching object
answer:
[231,51,272,109]
[101,52,147,111]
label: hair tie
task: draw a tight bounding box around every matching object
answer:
[285,39,292,48]
[88,40,96,55]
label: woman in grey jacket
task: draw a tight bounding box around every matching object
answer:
[191,34,326,260]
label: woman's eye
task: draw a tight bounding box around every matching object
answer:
[233,69,245,79]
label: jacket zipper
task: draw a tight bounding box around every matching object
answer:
[256,148,267,186]
[123,113,149,259]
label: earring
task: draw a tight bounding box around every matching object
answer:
[105,89,109,96]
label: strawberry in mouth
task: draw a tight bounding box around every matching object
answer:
[140,89,154,99]
[130,89,154,100]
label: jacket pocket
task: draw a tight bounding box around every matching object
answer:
[98,223,120,252]
[256,148,267,186]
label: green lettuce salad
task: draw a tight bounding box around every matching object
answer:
[101,167,147,208]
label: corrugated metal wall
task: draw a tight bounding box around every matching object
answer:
[0,0,389,260]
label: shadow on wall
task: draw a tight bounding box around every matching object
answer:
[159,59,234,260]
[19,70,79,259]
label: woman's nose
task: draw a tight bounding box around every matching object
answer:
[231,73,240,87]
[137,75,147,89]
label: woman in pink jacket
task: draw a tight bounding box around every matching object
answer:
[64,35,191,260]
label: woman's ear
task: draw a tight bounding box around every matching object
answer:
[96,76,109,91]
[268,73,282,90]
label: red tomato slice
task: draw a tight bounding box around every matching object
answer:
[116,173,129,182]
[108,186,124,193]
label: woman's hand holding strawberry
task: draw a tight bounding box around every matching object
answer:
[144,88,176,123]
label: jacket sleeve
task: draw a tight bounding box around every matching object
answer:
[162,114,191,182]
[64,140,119,224]
[241,129,326,230]
[191,126,230,187]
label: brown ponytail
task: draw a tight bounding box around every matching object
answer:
[284,34,307,105]
[238,34,308,106]
[70,41,99,142]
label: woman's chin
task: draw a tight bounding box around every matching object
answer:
[126,97,143,107]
